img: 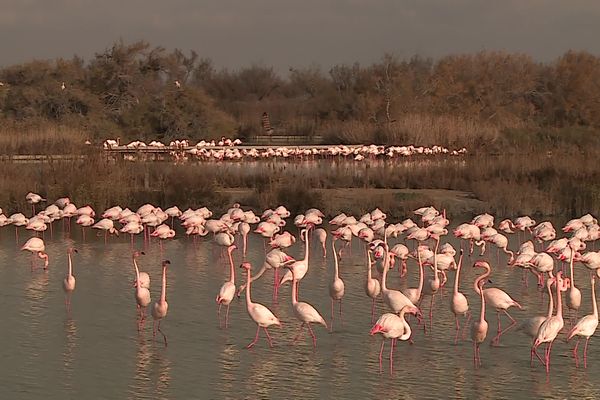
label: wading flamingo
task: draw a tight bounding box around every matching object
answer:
[369,305,419,374]
[240,262,281,348]
[568,274,599,368]
[216,245,237,328]
[152,260,171,346]
[450,250,469,343]
[473,261,522,345]
[284,264,327,348]
[365,248,381,323]
[329,239,345,331]
[21,237,48,270]
[471,279,488,368]
[62,247,78,311]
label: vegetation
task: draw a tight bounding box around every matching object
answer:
[1,41,600,153]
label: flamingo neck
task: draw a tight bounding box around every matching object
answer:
[381,244,389,292]
[479,284,486,322]
[432,238,440,284]
[133,257,141,285]
[556,276,563,320]
[245,268,253,306]
[453,252,464,294]
[416,249,424,295]
[546,280,554,319]
[366,248,373,280]
[473,265,491,295]
[592,279,598,319]
[160,266,167,303]
[67,253,73,277]
[227,250,235,284]
[569,251,576,287]
[332,239,340,279]
[291,278,299,306]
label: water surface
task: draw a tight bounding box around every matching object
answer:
[0,225,598,399]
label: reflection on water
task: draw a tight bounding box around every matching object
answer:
[3,224,600,399]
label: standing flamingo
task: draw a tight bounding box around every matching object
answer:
[471,279,488,368]
[380,240,419,315]
[284,265,327,348]
[365,248,381,323]
[21,237,49,270]
[329,239,345,331]
[314,228,327,258]
[151,260,171,346]
[473,261,522,345]
[450,250,469,343]
[369,305,420,374]
[62,247,78,311]
[566,248,582,324]
[279,227,312,298]
[133,252,151,329]
[532,271,566,373]
[568,274,599,368]
[216,245,237,328]
[240,262,281,348]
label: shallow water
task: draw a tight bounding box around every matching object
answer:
[0,224,599,399]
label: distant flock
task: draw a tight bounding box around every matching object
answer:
[4,192,598,375]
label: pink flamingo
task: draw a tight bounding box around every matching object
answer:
[568,274,599,368]
[566,248,582,323]
[216,245,237,328]
[92,218,119,244]
[279,227,312,297]
[284,264,327,348]
[471,278,488,368]
[473,261,522,345]
[380,240,419,315]
[532,271,567,373]
[133,251,151,329]
[369,305,419,374]
[329,239,345,331]
[151,260,171,346]
[364,248,381,323]
[240,262,281,348]
[76,214,94,241]
[62,247,78,311]
[26,192,46,216]
[450,250,469,343]
[314,228,327,258]
[21,237,48,270]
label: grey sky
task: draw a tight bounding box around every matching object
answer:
[1,0,599,74]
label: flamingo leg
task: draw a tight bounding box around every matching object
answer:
[454,316,460,344]
[157,320,167,346]
[492,310,517,345]
[293,323,306,343]
[462,312,472,339]
[263,327,274,348]
[217,303,222,328]
[247,325,261,348]
[225,305,230,329]
[339,299,343,327]
[330,299,335,332]
[584,338,590,369]
[573,338,580,368]
[389,338,395,375]
[378,340,385,373]
[307,323,317,348]
[371,298,376,324]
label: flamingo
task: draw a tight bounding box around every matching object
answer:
[314,228,327,258]
[21,237,49,270]
[151,260,171,346]
[566,248,582,323]
[284,264,327,348]
[62,247,78,311]
[133,251,151,328]
[568,274,599,368]
[450,250,468,343]
[369,305,419,374]
[216,245,237,328]
[401,246,425,309]
[365,248,381,323]
[329,239,345,331]
[76,214,94,240]
[473,261,522,345]
[471,279,488,368]
[532,271,567,373]
[92,218,119,244]
[240,262,281,348]
[279,227,312,296]
[380,240,420,315]
[26,192,46,216]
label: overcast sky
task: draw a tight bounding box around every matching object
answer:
[1,0,599,74]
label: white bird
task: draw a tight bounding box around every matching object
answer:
[216,245,237,328]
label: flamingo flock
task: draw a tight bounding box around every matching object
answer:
[102,137,468,162]
[6,191,600,374]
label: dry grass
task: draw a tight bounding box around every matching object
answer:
[0,123,88,154]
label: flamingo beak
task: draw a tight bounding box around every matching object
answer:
[369,324,385,335]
